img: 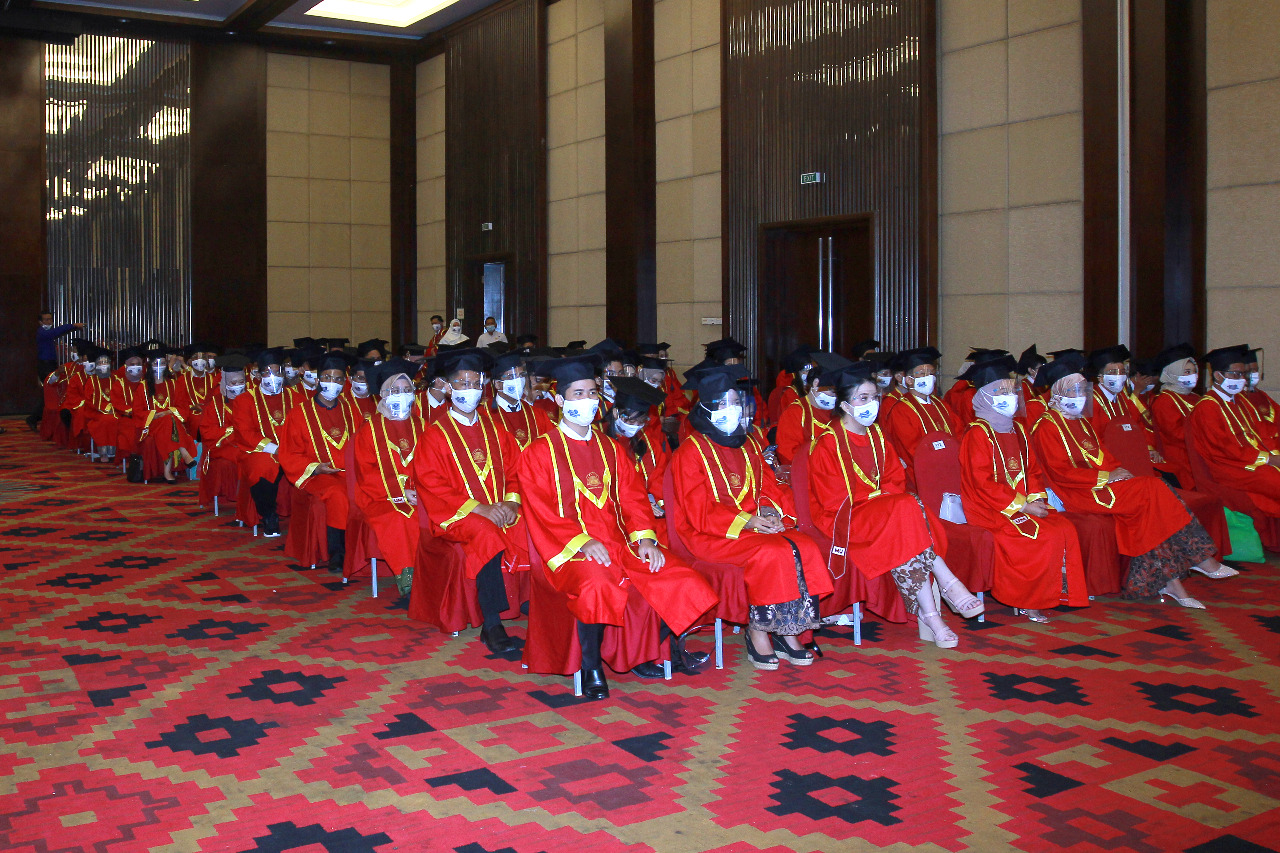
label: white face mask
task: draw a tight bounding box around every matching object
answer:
[710,404,742,435]
[351,380,368,396]
[501,377,526,400]
[1249,371,1262,388]
[83,361,94,372]
[432,323,442,332]
[485,324,496,333]
[845,400,879,425]
[1101,375,1127,394]
[319,381,343,401]
[125,365,143,379]
[876,375,892,389]
[1142,383,1154,394]
[912,375,936,396]
[643,376,662,389]
[991,394,1019,416]
[251,368,260,380]
[151,366,166,381]
[97,364,111,376]
[1058,396,1086,416]
[601,380,616,401]
[191,359,207,373]
[615,419,643,438]
[385,392,415,419]
[452,388,483,413]
[260,374,284,394]
[1177,374,1198,389]
[207,357,216,369]
[284,366,297,379]
[225,382,246,400]
[302,370,317,386]
[812,391,837,410]
[561,398,599,426]
[1221,377,1247,396]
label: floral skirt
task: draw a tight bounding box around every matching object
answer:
[1123,498,1215,599]
[889,547,937,616]
[749,536,820,635]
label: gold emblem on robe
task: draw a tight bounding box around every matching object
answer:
[271,410,283,421]
[1081,439,1095,451]
[471,448,486,466]
[515,429,527,442]
[1006,456,1022,472]
[329,428,342,439]
[398,438,410,452]
[585,471,602,488]
[728,473,742,489]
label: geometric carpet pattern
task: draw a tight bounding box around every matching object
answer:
[2,423,1280,852]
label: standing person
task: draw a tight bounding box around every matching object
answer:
[28,312,84,431]
[425,315,447,356]
[519,354,719,700]
[476,317,508,347]
[414,347,530,653]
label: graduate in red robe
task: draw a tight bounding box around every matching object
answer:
[1031,354,1234,608]
[81,348,118,461]
[808,362,984,649]
[883,346,959,472]
[1151,344,1202,488]
[111,349,145,457]
[943,347,1008,424]
[1088,345,1179,483]
[134,347,198,482]
[230,347,292,537]
[670,364,832,671]
[416,363,452,425]
[414,348,530,652]
[424,315,447,357]
[195,357,245,502]
[775,351,852,464]
[1124,357,1159,425]
[519,353,719,700]
[769,346,817,426]
[601,377,671,543]
[61,340,94,450]
[634,349,686,443]
[485,350,552,449]
[174,343,219,437]
[353,358,423,597]
[39,363,68,445]
[1242,347,1279,443]
[344,358,378,419]
[278,352,358,574]
[957,354,1089,622]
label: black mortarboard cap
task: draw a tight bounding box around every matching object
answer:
[565,340,587,350]
[610,376,667,413]
[681,358,721,389]
[293,337,317,349]
[219,353,250,372]
[1204,345,1251,372]
[688,364,749,401]
[1034,351,1088,389]
[516,334,539,346]
[864,351,896,369]
[319,352,352,373]
[831,361,876,391]
[637,354,668,372]
[635,342,670,356]
[898,346,942,372]
[365,358,417,394]
[324,337,350,349]
[538,353,602,386]
[1154,343,1196,373]
[813,351,856,386]
[357,338,389,357]
[781,345,818,374]
[436,347,494,377]
[704,337,748,363]
[255,347,286,368]
[1047,348,1085,360]
[491,350,525,375]
[1017,344,1047,373]
[1087,345,1131,375]
[850,339,880,359]
[958,354,1018,388]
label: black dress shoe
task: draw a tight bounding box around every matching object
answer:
[261,514,281,538]
[630,661,666,679]
[480,624,517,654]
[582,667,609,700]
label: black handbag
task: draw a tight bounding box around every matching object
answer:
[125,454,145,483]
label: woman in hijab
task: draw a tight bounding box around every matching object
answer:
[670,365,834,670]
[135,346,198,483]
[1150,344,1201,488]
[439,319,468,347]
[808,362,983,649]
[1030,353,1236,609]
[351,358,423,597]
[957,354,1089,623]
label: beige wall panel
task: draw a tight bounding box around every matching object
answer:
[419,54,445,90]
[941,293,1010,356]
[417,265,446,313]
[656,115,694,182]
[576,81,605,140]
[1007,202,1083,294]
[690,0,719,50]
[938,0,1007,52]
[309,135,351,181]
[690,46,720,113]
[940,41,1007,134]
[1207,79,1280,189]
[692,238,721,303]
[309,57,349,93]
[309,224,351,268]
[267,132,309,178]
[940,125,1008,214]
[689,172,721,239]
[548,306,580,345]
[267,53,309,89]
[940,209,1008,295]
[547,91,577,148]
[576,137,606,194]
[351,225,390,269]
[577,193,607,251]
[1206,0,1280,89]
[1006,292,1083,351]
[656,178,693,243]
[350,62,389,95]
[309,179,350,224]
[351,268,388,305]
[548,252,580,308]
[351,181,390,225]
[1207,185,1280,290]
[310,311,351,337]
[351,311,392,342]
[1007,24,1082,123]
[416,177,444,220]
[1207,288,1280,360]
[268,267,309,312]
[269,311,312,344]
[656,240,694,303]
[266,86,308,133]
[655,54,693,122]
[352,137,390,182]
[692,107,721,174]
[418,221,446,268]
[657,302,697,367]
[267,176,309,222]
[309,267,351,311]
[548,198,579,255]
[578,250,607,304]
[308,90,350,136]
[578,305,607,341]
[419,87,446,135]
[350,95,390,139]
[577,0,603,30]
[548,0,576,43]
[1007,0,1081,37]
[655,0,693,61]
[1007,113,1081,206]
[415,133,444,180]
[548,143,578,202]
[267,222,309,267]
[548,36,577,96]
[577,26,605,84]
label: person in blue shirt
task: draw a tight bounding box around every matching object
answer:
[27,312,84,431]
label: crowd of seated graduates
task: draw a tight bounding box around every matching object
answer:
[37,326,1277,700]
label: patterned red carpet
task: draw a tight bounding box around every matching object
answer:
[2,422,1279,853]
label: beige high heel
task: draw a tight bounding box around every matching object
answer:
[917,609,959,649]
[1159,585,1206,609]
[940,578,985,618]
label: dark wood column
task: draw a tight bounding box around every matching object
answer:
[190,42,268,348]
[0,37,47,415]
[603,0,656,345]
[1081,0,1120,351]
[389,59,417,348]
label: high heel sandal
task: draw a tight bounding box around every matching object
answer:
[1159,585,1205,609]
[744,634,779,671]
[940,578,984,618]
[1190,563,1239,579]
[917,610,958,649]
[771,635,814,666]
[1013,608,1051,623]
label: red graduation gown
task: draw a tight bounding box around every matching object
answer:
[230,388,290,485]
[132,380,196,460]
[1031,410,1191,556]
[346,390,378,420]
[111,376,141,454]
[413,410,530,579]
[353,414,422,572]
[1151,389,1199,488]
[278,395,359,528]
[776,396,833,464]
[884,393,959,469]
[959,421,1088,610]
[613,423,671,546]
[943,380,976,425]
[82,374,117,447]
[670,432,833,606]
[519,425,718,634]
[197,395,239,465]
[808,423,947,578]
[1190,390,1280,515]
[486,400,552,450]
[1241,390,1280,444]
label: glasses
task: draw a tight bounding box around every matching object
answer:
[450,379,484,390]
[1221,370,1245,379]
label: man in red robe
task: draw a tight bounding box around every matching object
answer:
[346,358,378,419]
[775,351,851,464]
[279,352,359,574]
[415,348,530,653]
[485,349,552,449]
[1242,347,1279,443]
[230,347,291,537]
[519,353,719,700]
[884,346,958,472]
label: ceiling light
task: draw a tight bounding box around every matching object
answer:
[305,0,462,29]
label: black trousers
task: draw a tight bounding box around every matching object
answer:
[30,360,57,423]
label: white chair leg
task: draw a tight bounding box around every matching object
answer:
[714,618,724,669]
[978,591,985,622]
[213,496,219,517]
[252,524,258,537]
[853,602,862,645]
[663,659,672,680]
[573,669,583,697]
[371,558,377,598]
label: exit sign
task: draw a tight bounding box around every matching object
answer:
[800,172,825,185]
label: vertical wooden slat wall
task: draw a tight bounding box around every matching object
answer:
[721,0,936,365]
[445,0,548,341]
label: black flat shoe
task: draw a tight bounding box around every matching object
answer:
[744,634,779,671]
[261,514,281,538]
[771,635,815,666]
[582,667,609,700]
[480,624,517,655]
[630,661,666,679]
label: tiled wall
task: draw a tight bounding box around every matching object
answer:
[416,54,447,337]
[265,54,392,347]
[546,0,607,347]
[654,0,721,371]
[1206,0,1280,390]
[936,0,1083,368]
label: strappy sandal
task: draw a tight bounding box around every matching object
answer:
[771,635,814,666]
[917,609,958,649]
[940,578,984,618]
[744,633,779,671]
[1013,608,1051,623]
[1158,585,1205,610]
